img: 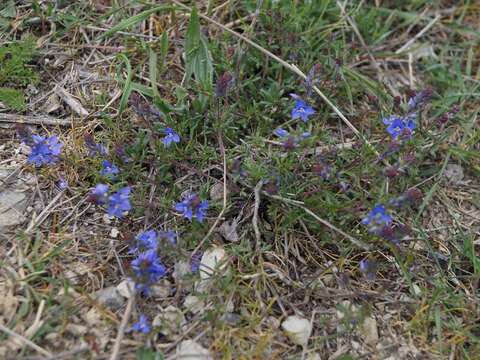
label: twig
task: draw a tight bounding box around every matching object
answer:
[55,86,89,117]
[395,14,441,54]
[25,190,65,234]
[0,113,71,126]
[252,180,264,251]
[24,345,90,360]
[109,293,135,360]
[0,322,52,358]
[169,0,381,159]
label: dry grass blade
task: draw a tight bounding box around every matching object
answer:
[0,323,53,358]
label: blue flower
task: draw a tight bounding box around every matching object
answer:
[58,177,68,190]
[162,128,180,147]
[175,193,209,222]
[359,259,377,281]
[273,128,289,137]
[131,230,158,253]
[131,250,167,294]
[26,134,63,166]
[100,160,119,179]
[300,132,311,139]
[158,230,177,245]
[190,251,202,273]
[361,205,392,226]
[89,184,110,205]
[107,186,132,218]
[407,88,432,112]
[290,94,315,122]
[383,115,416,139]
[132,314,151,334]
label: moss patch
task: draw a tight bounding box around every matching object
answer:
[0,36,39,87]
[0,87,25,110]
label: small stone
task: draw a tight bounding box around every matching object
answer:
[194,279,212,293]
[199,246,228,280]
[102,214,112,224]
[218,220,239,242]
[150,279,171,298]
[109,227,120,238]
[265,316,280,329]
[183,295,205,314]
[281,315,312,346]
[444,164,464,184]
[153,305,186,338]
[94,286,124,310]
[116,279,135,299]
[65,324,87,336]
[221,313,241,325]
[83,308,102,326]
[209,182,226,201]
[174,260,191,280]
[176,340,212,360]
[360,316,379,345]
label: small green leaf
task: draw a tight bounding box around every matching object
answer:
[185,7,213,94]
[0,0,16,18]
[135,347,164,360]
[116,54,133,115]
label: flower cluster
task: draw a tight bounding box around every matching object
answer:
[162,127,180,147]
[132,314,151,334]
[100,160,119,179]
[382,114,416,140]
[131,249,167,295]
[129,230,172,295]
[89,184,132,218]
[175,193,209,222]
[273,128,310,150]
[290,93,316,122]
[19,128,64,167]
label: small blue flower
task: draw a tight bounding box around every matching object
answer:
[107,186,132,218]
[190,251,202,273]
[290,94,315,122]
[300,132,311,139]
[162,128,180,147]
[361,205,392,226]
[273,128,289,137]
[175,193,209,222]
[359,259,377,281]
[132,314,151,334]
[407,88,432,112]
[131,230,158,253]
[383,115,415,139]
[58,177,68,190]
[90,184,109,204]
[158,230,177,245]
[131,250,167,294]
[100,160,119,179]
[26,134,63,166]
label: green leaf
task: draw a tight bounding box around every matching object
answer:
[116,54,133,115]
[135,347,164,360]
[0,0,16,18]
[100,5,172,38]
[185,7,213,93]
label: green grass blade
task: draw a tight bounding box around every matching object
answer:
[100,5,173,38]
